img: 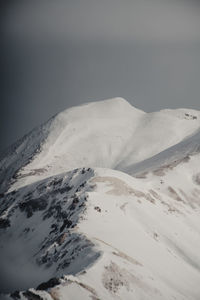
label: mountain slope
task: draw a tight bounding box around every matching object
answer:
[1,98,200,300]
[1,166,200,299]
[1,97,200,193]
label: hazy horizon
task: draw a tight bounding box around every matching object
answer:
[1,0,200,153]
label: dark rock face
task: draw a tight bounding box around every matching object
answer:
[10,290,20,299]
[0,168,101,295]
[60,219,72,232]
[19,197,48,218]
[36,277,60,291]
[184,113,197,120]
[0,118,52,195]
[22,291,43,300]
[0,218,10,228]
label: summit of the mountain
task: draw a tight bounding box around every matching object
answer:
[1,98,200,194]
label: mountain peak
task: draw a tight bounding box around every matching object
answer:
[56,97,144,122]
[1,98,200,194]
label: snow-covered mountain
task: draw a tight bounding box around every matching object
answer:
[1,98,200,300]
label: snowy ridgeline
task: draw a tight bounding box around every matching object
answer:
[0,98,200,300]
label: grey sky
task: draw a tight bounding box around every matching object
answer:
[3,0,200,42]
[1,0,200,153]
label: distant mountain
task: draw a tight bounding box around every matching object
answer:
[1,98,200,300]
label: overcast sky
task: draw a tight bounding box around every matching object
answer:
[1,0,200,153]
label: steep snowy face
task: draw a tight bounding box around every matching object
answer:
[19,98,143,185]
[0,98,143,193]
[0,168,100,294]
[1,97,200,193]
[1,166,200,300]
